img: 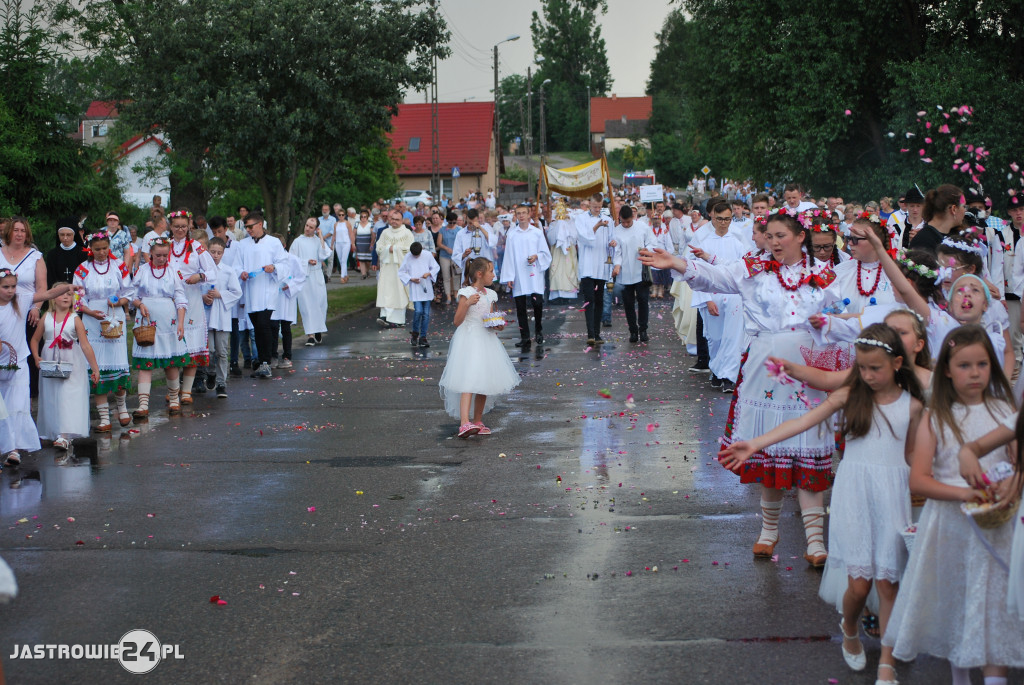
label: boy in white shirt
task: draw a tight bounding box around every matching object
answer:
[398,242,441,348]
[203,238,243,397]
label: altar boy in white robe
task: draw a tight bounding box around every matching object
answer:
[451,208,496,271]
[204,237,243,397]
[500,204,552,352]
[398,241,440,348]
[289,217,332,346]
[690,200,747,392]
[237,213,291,378]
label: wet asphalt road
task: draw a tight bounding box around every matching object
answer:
[0,295,997,684]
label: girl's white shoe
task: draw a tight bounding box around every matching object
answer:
[840,619,866,671]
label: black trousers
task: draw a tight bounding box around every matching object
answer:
[514,293,544,340]
[580,277,605,338]
[272,319,292,360]
[247,310,276,365]
[695,309,710,365]
[622,282,650,334]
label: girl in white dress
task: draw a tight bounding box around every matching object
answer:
[438,257,521,439]
[289,218,331,345]
[883,325,1022,685]
[955,409,1024,628]
[128,239,188,419]
[30,289,101,449]
[73,232,132,430]
[721,324,925,682]
[0,270,76,466]
[167,210,217,404]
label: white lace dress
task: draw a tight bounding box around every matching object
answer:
[818,392,912,611]
[437,286,521,419]
[883,401,1024,668]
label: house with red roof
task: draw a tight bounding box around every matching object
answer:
[589,95,652,158]
[387,102,497,201]
[77,100,170,207]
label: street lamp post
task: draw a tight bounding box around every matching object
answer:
[493,34,519,201]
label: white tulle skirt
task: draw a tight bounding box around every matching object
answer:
[438,322,521,419]
[1010,517,1024,620]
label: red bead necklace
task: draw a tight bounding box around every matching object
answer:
[171,239,191,259]
[856,260,882,297]
[92,258,111,275]
[150,262,168,279]
[775,255,807,291]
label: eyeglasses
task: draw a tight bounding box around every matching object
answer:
[812,244,835,252]
[712,216,732,223]
[244,223,259,230]
[845,237,863,245]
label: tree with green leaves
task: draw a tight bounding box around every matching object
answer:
[0,1,121,224]
[647,1,1024,203]
[531,0,611,152]
[57,0,448,234]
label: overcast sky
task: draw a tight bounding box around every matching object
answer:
[417,0,674,103]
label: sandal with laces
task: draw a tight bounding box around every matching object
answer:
[180,392,193,406]
[53,438,71,451]
[3,451,21,467]
[456,423,480,439]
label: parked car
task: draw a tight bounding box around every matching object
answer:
[391,189,433,206]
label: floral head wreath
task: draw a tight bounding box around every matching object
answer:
[149,236,172,249]
[940,235,987,258]
[0,268,15,280]
[167,210,193,221]
[896,250,946,286]
[854,337,894,354]
[758,207,838,232]
[85,230,110,243]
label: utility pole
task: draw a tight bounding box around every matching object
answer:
[539,79,550,195]
[492,35,519,200]
[526,67,533,198]
[429,0,440,200]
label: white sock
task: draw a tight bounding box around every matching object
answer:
[801,506,827,557]
[114,391,128,414]
[757,498,783,545]
[137,381,151,411]
[181,373,195,394]
[96,401,110,425]
[983,677,1007,685]
[951,666,971,685]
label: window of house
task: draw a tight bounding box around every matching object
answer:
[91,124,100,137]
[408,137,420,152]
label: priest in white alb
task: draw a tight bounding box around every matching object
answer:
[375,210,415,327]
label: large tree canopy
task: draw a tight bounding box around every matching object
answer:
[648,1,1024,201]
[58,0,448,233]
[0,1,120,223]
[531,0,611,152]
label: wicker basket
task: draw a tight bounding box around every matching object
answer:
[132,317,156,347]
[0,340,19,381]
[961,499,1020,529]
[100,308,124,338]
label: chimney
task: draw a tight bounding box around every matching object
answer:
[611,93,617,100]
[621,115,627,124]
